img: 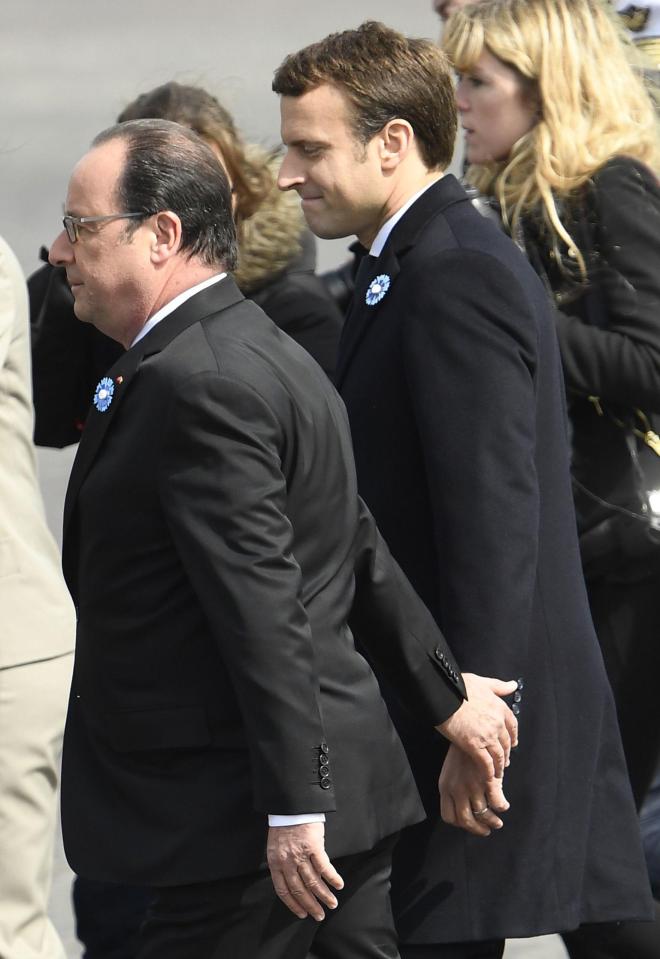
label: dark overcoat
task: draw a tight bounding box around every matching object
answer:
[523,157,660,807]
[60,277,465,888]
[337,175,653,942]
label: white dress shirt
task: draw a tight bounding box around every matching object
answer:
[369,177,443,256]
[130,272,227,348]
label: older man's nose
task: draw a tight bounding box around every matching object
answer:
[48,230,74,267]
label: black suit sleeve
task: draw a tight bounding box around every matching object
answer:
[402,251,540,676]
[555,159,660,409]
[157,370,335,816]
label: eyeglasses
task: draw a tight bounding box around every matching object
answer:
[62,212,148,243]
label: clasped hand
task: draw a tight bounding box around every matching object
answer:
[436,672,518,779]
[436,673,518,836]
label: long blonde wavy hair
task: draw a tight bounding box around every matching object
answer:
[442,0,660,273]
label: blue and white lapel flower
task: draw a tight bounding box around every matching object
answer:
[365,274,391,307]
[93,376,115,413]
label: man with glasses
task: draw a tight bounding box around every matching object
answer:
[50,117,518,959]
[61,211,146,243]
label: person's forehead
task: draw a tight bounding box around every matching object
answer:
[66,138,126,211]
[281,83,353,135]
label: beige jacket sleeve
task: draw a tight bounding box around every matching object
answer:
[0,235,75,667]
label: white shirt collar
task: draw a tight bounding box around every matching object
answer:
[130,272,227,348]
[369,176,443,258]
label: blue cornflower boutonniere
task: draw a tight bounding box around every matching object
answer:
[365,274,391,307]
[93,376,115,413]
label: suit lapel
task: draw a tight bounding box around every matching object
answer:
[63,276,245,542]
[63,344,143,542]
[335,176,467,389]
[335,248,400,388]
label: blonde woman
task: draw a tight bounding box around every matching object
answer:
[445,2,660,955]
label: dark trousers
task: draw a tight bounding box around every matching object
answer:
[399,942,503,958]
[73,876,152,959]
[587,570,660,807]
[562,569,660,959]
[136,834,399,959]
[562,903,660,959]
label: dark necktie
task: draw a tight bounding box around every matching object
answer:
[349,253,378,316]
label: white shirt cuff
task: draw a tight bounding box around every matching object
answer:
[268,813,326,827]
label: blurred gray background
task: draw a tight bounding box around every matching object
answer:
[4,1,564,955]
[3,0,446,277]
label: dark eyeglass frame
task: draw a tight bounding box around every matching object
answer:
[62,212,148,243]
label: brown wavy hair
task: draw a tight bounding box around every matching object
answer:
[118,82,273,225]
[273,20,457,170]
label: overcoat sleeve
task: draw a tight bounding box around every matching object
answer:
[349,496,466,725]
[554,159,660,409]
[402,251,540,674]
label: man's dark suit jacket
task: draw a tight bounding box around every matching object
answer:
[60,276,465,888]
[337,176,653,942]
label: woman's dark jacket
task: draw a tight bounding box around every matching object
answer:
[523,157,660,577]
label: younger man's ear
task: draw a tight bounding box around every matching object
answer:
[379,119,414,170]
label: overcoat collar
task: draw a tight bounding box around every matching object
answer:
[63,276,245,542]
[335,175,466,388]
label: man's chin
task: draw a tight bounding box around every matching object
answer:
[301,214,351,242]
[71,300,93,325]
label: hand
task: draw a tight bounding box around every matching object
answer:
[436,673,519,779]
[439,743,510,837]
[267,822,344,921]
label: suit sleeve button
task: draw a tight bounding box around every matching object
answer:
[320,779,332,790]
[320,742,329,753]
